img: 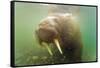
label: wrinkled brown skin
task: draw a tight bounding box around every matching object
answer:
[36,13,83,63]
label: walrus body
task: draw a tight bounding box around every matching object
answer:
[36,13,83,63]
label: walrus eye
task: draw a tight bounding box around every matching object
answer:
[53,18,59,23]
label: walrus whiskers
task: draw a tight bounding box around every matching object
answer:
[54,39,63,55]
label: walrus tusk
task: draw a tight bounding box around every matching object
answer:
[54,39,63,55]
[42,42,53,56]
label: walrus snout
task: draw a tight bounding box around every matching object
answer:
[37,26,58,43]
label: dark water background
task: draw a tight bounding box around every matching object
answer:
[14,2,97,66]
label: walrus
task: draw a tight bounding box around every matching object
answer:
[35,13,83,63]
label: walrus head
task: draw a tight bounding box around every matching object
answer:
[36,17,59,43]
[36,16,63,55]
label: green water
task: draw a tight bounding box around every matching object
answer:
[79,6,97,61]
[14,2,97,66]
